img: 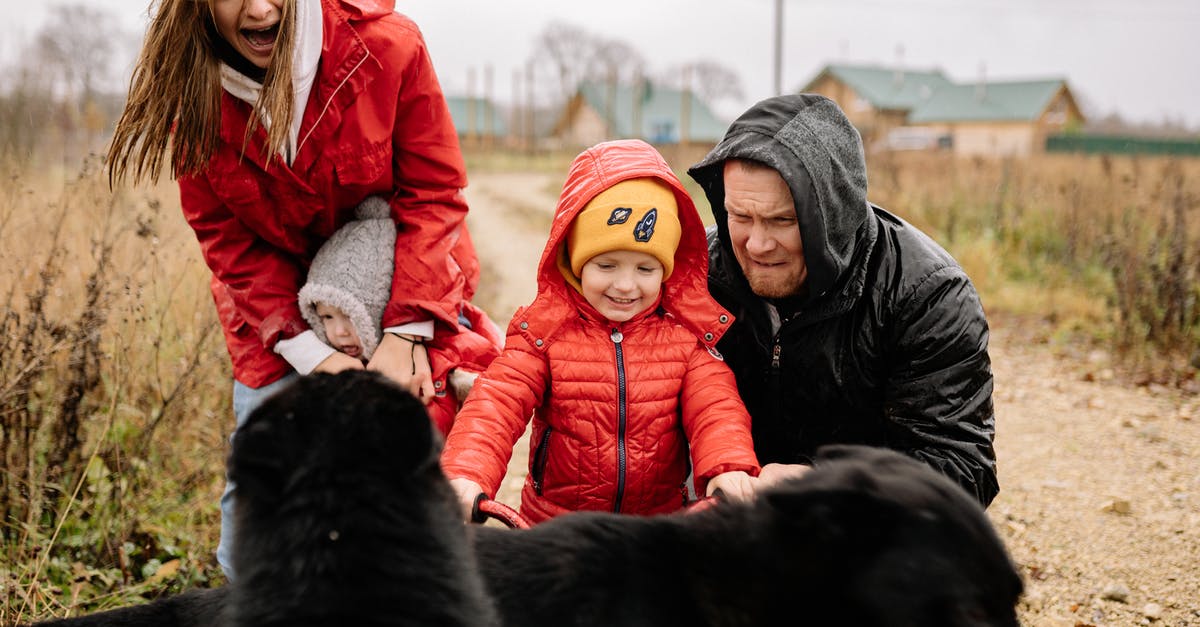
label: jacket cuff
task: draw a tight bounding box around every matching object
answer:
[274,330,337,375]
[384,320,434,339]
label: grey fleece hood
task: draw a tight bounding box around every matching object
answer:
[688,94,874,302]
[298,196,395,360]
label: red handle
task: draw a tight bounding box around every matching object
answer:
[470,494,532,529]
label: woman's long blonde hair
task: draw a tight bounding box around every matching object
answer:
[107,0,296,186]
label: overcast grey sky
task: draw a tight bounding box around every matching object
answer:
[2,0,1197,128]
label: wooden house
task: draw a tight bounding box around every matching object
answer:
[906,80,1084,157]
[801,63,1086,156]
[804,64,954,142]
[444,95,509,146]
[551,80,728,149]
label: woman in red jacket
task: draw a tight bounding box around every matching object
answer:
[107,0,501,577]
[442,139,760,524]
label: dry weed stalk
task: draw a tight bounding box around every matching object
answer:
[2,158,229,621]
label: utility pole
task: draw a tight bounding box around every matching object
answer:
[773,0,784,95]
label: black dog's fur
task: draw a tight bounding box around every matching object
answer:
[34,371,497,627]
[473,444,1023,626]
[33,373,1020,627]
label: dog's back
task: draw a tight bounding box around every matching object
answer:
[474,444,1022,627]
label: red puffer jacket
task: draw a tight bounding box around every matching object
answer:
[441,140,759,523]
[178,0,500,414]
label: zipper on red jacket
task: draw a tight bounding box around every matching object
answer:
[531,426,553,495]
[611,327,628,513]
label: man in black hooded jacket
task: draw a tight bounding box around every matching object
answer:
[689,94,998,507]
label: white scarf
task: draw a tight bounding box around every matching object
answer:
[219,0,323,164]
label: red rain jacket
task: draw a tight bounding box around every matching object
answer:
[441,140,759,523]
[178,0,500,423]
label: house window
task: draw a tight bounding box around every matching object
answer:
[854,96,872,112]
[650,121,676,144]
[1045,97,1068,125]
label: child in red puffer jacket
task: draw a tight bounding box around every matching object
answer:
[442,139,760,524]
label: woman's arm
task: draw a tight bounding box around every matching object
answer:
[179,174,307,351]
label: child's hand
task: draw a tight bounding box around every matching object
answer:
[369,333,435,404]
[449,478,485,521]
[758,463,811,489]
[705,470,757,502]
[313,351,366,374]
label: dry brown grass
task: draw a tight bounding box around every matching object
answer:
[869,151,1200,385]
[1,155,231,623]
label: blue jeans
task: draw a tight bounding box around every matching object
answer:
[216,373,298,580]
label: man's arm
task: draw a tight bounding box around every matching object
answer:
[885,265,999,507]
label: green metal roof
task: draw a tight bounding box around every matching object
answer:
[908,80,1066,123]
[444,96,509,137]
[813,64,954,111]
[576,80,728,143]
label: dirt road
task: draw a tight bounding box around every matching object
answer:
[463,171,1200,626]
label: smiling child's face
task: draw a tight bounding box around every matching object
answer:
[578,250,664,323]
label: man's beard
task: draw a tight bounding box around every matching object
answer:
[742,264,806,299]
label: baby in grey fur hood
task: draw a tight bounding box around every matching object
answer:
[295,196,477,401]
[298,196,396,363]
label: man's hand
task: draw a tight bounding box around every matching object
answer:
[312,351,365,374]
[757,462,812,489]
[705,470,757,502]
[368,333,435,404]
[449,478,485,522]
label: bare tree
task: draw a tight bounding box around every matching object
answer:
[33,4,117,103]
[532,21,600,104]
[662,60,746,107]
[587,38,647,87]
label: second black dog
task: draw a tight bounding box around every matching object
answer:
[473,444,1023,627]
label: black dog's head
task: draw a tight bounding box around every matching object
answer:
[228,370,496,627]
[759,445,1022,627]
[229,370,442,511]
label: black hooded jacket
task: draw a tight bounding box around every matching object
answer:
[689,94,998,507]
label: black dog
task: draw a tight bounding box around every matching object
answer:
[34,371,497,627]
[473,444,1023,627]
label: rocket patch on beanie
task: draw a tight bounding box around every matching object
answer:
[560,178,682,289]
[298,196,395,360]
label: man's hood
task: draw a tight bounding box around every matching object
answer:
[688,94,872,301]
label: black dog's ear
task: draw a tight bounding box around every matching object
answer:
[228,408,292,501]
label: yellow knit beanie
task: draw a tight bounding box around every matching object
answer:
[562,178,682,285]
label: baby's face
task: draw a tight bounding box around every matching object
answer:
[315,302,364,359]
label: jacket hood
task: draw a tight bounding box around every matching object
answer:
[513,139,733,349]
[298,196,395,359]
[688,94,874,301]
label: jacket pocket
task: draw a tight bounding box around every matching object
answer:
[530,425,554,496]
[215,174,262,208]
[332,141,389,188]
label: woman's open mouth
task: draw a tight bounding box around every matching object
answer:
[241,23,279,55]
